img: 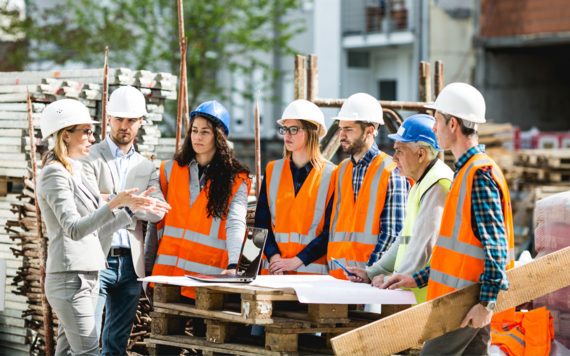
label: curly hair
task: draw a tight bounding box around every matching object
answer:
[173,116,251,220]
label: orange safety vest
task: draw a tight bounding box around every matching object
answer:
[151,159,251,299]
[327,152,398,280]
[260,158,335,275]
[427,153,516,322]
[491,307,554,356]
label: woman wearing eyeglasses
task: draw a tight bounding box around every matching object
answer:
[36,99,170,356]
[256,100,336,275]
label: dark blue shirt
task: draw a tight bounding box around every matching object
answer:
[255,159,334,265]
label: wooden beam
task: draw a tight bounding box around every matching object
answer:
[254,91,261,199]
[293,55,306,100]
[307,54,318,102]
[419,61,432,104]
[434,60,444,98]
[312,98,431,111]
[175,37,187,153]
[331,246,570,356]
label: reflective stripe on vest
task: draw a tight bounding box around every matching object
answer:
[151,159,250,298]
[391,159,453,305]
[261,158,335,275]
[327,153,397,279]
[427,154,515,302]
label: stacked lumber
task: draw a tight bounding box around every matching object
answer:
[0,68,177,160]
[444,123,514,170]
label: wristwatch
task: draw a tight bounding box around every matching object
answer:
[480,301,496,312]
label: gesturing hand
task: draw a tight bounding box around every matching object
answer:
[268,256,303,275]
[344,267,371,283]
[380,274,417,290]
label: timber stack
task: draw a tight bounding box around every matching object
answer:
[146,283,411,356]
[0,67,178,355]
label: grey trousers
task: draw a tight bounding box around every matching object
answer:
[45,271,101,356]
[420,325,491,356]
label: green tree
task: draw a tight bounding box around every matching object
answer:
[0,0,304,134]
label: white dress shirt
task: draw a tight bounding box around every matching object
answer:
[106,136,135,249]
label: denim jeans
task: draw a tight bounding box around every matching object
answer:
[95,255,141,356]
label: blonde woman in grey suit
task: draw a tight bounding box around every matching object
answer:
[36,99,170,356]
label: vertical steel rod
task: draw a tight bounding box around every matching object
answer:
[101,47,109,140]
[27,89,54,355]
[254,91,261,199]
[175,38,187,153]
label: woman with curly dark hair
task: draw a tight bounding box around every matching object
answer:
[146,100,251,301]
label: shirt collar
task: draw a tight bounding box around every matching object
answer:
[106,136,135,159]
[351,142,380,166]
[454,144,486,171]
[289,158,313,175]
[66,157,83,181]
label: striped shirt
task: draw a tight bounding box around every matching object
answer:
[351,143,410,266]
[413,144,509,302]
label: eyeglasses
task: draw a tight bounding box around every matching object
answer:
[67,128,94,138]
[279,126,305,136]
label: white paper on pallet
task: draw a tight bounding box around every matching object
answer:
[139,274,416,305]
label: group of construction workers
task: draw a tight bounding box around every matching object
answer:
[37,79,528,356]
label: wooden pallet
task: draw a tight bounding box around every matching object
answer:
[147,283,409,355]
[516,149,570,169]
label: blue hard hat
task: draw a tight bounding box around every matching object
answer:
[190,100,230,136]
[388,114,442,152]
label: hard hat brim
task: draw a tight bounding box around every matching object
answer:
[106,110,147,119]
[277,118,327,139]
[387,133,444,152]
[41,119,100,142]
[329,116,384,125]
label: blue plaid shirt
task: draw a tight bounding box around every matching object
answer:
[352,143,410,266]
[255,160,334,265]
[413,144,509,302]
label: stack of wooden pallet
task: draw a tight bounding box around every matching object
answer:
[444,122,514,170]
[0,68,177,160]
[506,149,570,185]
[146,283,410,356]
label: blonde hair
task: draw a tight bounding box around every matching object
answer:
[42,125,77,174]
[283,120,325,169]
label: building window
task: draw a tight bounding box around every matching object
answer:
[378,80,397,100]
[348,51,370,68]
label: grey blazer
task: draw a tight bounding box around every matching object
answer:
[37,163,132,273]
[79,140,165,278]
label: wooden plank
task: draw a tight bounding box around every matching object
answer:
[147,335,296,356]
[153,304,308,327]
[272,310,350,324]
[331,245,570,356]
[202,284,293,296]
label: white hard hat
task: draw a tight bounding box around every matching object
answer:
[40,99,99,140]
[107,85,148,118]
[424,82,486,128]
[277,99,327,139]
[331,93,384,125]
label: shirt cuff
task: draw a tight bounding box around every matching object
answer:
[480,284,500,303]
[295,252,309,266]
[227,263,237,270]
[124,206,135,218]
[412,267,430,289]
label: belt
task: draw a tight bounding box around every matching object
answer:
[109,247,131,257]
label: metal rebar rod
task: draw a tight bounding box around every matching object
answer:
[254,91,261,199]
[27,89,54,355]
[101,47,109,140]
[175,38,187,153]
[313,98,432,111]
